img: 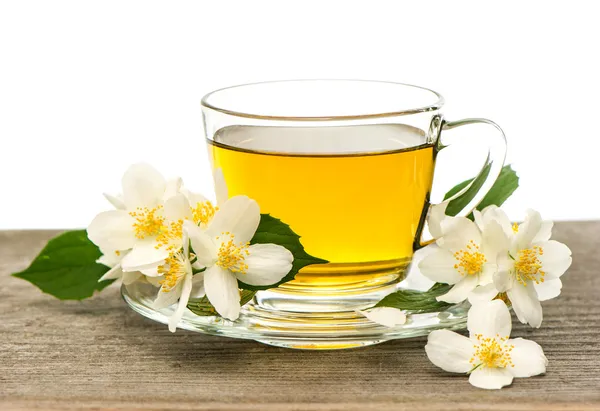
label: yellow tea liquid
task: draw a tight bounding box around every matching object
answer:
[207,124,435,289]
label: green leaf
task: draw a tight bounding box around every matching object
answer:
[238,214,328,291]
[444,163,491,215]
[192,266,206,275]
[444,164,518,219]
[187,289,256,316]
[12,230,113,300]
[374,283,453,312]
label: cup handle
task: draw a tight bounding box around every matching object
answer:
[416,117,508,248]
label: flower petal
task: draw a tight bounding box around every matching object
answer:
[402,245,437,291]
[240,244,293,286]
[121,163,166,210]
[473,209,485,232]
[469,367,513,390]
[169,271,193,332]
[184,221,217,267]
[509,338,548,378]
[190,272,206,298]
[478,262,497,285]
[164,193,193,222]
[534,278,562,301]
[97,255,114,268]
[481,220,509,263]
[467,300,512,338]
[468,283,499,304]
[425,330,473,373]
[493,253,513,292]
[120,241,170,271]
[96,248,124,268]
[154,282,183,310]
[532,221,553,243]
[438,217,482,254]
[515,209,542,250]
[122,271,142,285]
[103,193,126,210]
[507,282,543,328]
[99,265,123,282]
[87,210,136,251]
[181,188,210,209]
[358,307,406,328]
[206,195,260,244]
[182,225,190,256]
[213,168,229,205]
[418,250,463,284]
[204,265,241,321]
[437,275,479,304]
[140,264,161,277]
[428,202,450,239]
[537,240,572,279]
[146,275,164,287]
[481,205,513,237]
[163,177,183,201]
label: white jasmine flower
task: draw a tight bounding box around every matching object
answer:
[425,300,548,390]
[184,196,293,321]
[88,164,183,271]
[358,307,407,327]
[88,164,220,274]
[418,216,508,304]
[493,209,572,328]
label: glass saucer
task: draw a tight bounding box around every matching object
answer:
[121,281,468,350]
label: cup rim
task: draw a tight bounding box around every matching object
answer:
[201,79,444,121]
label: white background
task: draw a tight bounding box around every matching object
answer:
[1,0,599,229]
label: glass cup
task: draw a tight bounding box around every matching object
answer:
[196,80,506,348]
[124,80,507,350]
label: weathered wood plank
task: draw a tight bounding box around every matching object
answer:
[1,222,599,410]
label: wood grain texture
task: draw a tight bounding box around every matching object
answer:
[1,222,599,411]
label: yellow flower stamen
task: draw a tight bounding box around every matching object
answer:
[129,206,165,239]
[514,246,545,285]
[129,206,185,251]
[453,240,486,276]
[115,250,121,256]
[191,201,217,226]
[216,232,250,274]
[470,334,515,369]
[158,251,186,291]
[154,219,184,251]
[512,222,519,233]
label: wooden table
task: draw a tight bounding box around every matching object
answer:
[1,222,599,410]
